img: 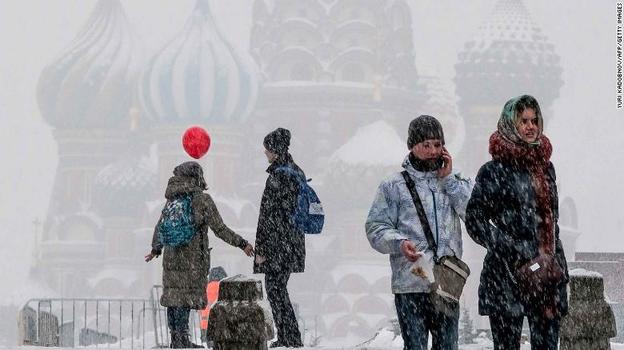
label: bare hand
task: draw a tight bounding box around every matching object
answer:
[400,240,422,262]
[144,252,158,262]
[243,244,254,257]
[255,254,266,264]
[437,147,452,178]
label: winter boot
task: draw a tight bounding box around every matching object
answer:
[170,331,183,349]
[179,331,204,348]
[269,340,287,348]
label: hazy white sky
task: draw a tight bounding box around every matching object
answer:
[0,0,622,289]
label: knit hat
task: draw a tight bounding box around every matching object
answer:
[263,127,291,154]
[407,115,445,149]
[209,266,227,282]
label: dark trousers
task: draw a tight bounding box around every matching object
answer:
[167,307,190,333]
[394,293,459,350]
[265,272,302,346]
[489,313,560,350]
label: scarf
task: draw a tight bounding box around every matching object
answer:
[409,153,442,173]
[489,131,554,255]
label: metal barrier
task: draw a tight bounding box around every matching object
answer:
[17,286,321,348]
[19,298,151,348]
[16,286,201,348]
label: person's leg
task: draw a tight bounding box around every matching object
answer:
[178,307,190,334]
[266,272,302,347]
[180,307,203,348]
[394,293,429,350]
[167,307,176,333]
[429,299,459,350]
[489,314,523,350]
[278,273,303,347]
[264,273,284,344]
[528,312,560,350]
[167,307,182,348]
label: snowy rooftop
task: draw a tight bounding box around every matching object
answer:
[329,120,406,167]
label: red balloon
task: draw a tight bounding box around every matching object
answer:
[182,126,211,159]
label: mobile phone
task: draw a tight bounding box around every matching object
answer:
[435,157,444,169]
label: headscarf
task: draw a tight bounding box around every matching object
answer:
[497,95,544,146]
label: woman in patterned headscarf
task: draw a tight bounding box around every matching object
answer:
[465,95,569,350]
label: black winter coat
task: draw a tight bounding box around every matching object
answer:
[253,156,306,274]
[465,160,569,317]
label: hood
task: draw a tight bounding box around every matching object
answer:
[165,161,207,199]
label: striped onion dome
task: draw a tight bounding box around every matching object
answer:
[37,0,142,129]
[139,0,259,124]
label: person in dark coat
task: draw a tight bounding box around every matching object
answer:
[253,127,305,348]
[465,95,569,350]
[145,161,253,349]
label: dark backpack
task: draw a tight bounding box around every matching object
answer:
[157,194,196,247]
[275,166,324,234]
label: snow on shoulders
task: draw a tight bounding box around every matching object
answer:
[569,268,603,278]
[329,120,406,167]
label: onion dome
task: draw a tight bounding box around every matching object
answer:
[139,0,259,124]
[37,0,142,129]
[92,143,158,217]
[325,121,406,209]
[454,0,562,110]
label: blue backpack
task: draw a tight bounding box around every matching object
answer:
[275,166,324,234]
[157,194,196,247]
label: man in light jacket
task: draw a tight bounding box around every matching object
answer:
[365,115,472,350]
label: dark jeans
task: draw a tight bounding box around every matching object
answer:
[265,272,302,346]
[394,293,459,350]
[489,313,560,350]
[167,307,190,333]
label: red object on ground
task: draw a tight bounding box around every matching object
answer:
[200,281,220,330]
[182,126,211,159]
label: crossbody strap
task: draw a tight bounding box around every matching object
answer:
[401,171,438,261]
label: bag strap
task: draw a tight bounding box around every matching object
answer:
[401,171,438,261]
[275,166,306,183]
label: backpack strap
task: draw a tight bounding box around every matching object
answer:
[401,171,438,261]
[275,166,306,183]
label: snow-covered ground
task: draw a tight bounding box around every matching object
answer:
[4,342,624,350]
[2,346,623,350]
[3,322,622,350]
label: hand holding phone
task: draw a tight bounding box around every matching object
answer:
[437,147,452,178]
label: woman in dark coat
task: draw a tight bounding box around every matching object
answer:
[253,128,305,348]
[465,95,569,350]
[145,161,253,348]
